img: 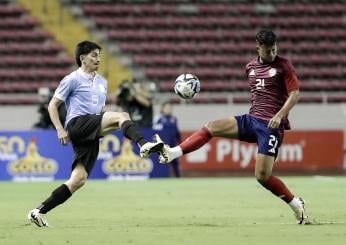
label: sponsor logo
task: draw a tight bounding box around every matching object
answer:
[269,68,277,77]
[216,140,304,167]
[99,135,153,179]
[5,137,57,181]
[186,139,304,168]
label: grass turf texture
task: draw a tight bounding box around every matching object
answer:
[1,177,346,245]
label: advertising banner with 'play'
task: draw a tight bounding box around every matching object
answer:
[180,130,344,174]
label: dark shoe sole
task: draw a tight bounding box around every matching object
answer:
[148,142,164,154]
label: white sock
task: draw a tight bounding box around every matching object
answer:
[288,197,301,211]
[170,146,183,160]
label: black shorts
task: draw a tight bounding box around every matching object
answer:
[67,113,104,175]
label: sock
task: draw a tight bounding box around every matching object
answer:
[170,146,183,159]
[37,184,72,214]
[288,197,301,211]
[259,175,294,203]
[120,120,147,146]
[180,127,212,154]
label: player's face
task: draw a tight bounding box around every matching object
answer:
[257,43,277,63]
[81,49,101,72]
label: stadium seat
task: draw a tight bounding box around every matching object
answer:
[0,2,74,103]
[327,95,346,103]
[78,1,346,102]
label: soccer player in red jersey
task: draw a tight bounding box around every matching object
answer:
[158,29,309,224]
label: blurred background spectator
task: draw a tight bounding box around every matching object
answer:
[33,87,66,129]
[33,87,52,129]
[115,79,154,128]
[153,101,182,177]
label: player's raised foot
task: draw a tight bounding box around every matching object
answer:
[292,197,310,225]
[158,144,174,164]
[140,134,164,158]
[27,208,49,227]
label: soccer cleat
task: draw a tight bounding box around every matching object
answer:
[139,134,164,158]
[293,197,310,225]
[158,144,174,164]
[27,208,49,227]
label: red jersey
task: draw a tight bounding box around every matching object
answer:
[245,56,299,130]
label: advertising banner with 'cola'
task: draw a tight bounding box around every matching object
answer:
[180,130,344,174]
[0,130,169,181]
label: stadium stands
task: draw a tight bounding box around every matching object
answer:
[1,1,345,105]
[0,1,73,103]
[79,1,346,104]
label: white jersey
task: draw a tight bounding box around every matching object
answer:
[54,68,108,127]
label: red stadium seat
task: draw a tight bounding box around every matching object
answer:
[0,2,73,103]
[79,1,346,103]
[327,95,346,103]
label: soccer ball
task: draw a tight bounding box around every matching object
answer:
[174,74,200,99]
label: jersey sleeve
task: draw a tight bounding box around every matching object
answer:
[245,62,251,78]
[54,75,75,101]
[283,60,299,93]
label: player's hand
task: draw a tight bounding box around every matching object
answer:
[57,128,70,145]
[268,114,282,129]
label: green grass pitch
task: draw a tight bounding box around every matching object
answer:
[1,176,346,245]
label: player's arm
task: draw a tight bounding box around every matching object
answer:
[268,60,299,129]
[48,97,69,145]
[268,90,299,129]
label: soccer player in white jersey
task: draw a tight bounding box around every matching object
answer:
[27,41,163,227]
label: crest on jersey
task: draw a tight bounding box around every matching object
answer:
[269,68,277,77]
[249,69,255,76]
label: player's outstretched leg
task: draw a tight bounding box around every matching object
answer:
[139,134,164,158]
[101,112,164,158]
[159,127,212,163]
[119,119,163,158]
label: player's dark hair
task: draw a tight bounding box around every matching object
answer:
[256,29,276,46]
[75,41,102,67]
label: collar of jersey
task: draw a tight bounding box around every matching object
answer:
[77,68,97,80]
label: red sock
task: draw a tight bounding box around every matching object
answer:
[180,127,212,154]
[260,175,294,203]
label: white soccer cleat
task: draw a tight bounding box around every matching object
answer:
[139,134,164,158]
[27,208,49,227]
[158,144,174,164]
[293,197,310,225]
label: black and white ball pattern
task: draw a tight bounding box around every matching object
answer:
[174,74,200,99]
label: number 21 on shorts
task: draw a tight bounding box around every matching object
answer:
[268,135,278,154]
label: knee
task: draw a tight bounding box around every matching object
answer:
[118,112,130,124]
[71,173,87,189]
[120,112,130,120]
[255,170,270,184]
